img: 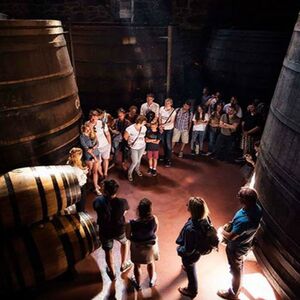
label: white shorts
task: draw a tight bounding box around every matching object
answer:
[98,144,111,160]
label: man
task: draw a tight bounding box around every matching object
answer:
[223,96,243,119]
[93,180,133,280]
[201,87,211,106]
[140,93,160,120]
[111,108,131,170]
[213,105,240,162]
[217,187,262,300]
[172,101,193,158]
[241,103,262,156]
[159,98,177,167]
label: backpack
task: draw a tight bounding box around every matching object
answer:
[197,218,219,255]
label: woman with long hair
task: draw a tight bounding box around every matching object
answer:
[79,123,101,195]
[126,198,159,290]
[191,105,209,155]
[176,197,211,298]
[67,147,88,211]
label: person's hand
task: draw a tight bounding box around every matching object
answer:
[87,149,93,154]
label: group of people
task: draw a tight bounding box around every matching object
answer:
[65,90,265,299]
[75,90,265,195]
[91,179,262,300]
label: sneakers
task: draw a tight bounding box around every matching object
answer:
[191,150,195,156]
[178,151,183,158]
[151,169,157,176]
[106,267,116,281]
[120,260,133,273]
[128,173,133,182]
[136,170,143,177]
[147,168,153,175]
[178,287,197,298]
[164,161,171,168]
[130,275,141,291]
[149,272,157,287]
[217,289,239,300]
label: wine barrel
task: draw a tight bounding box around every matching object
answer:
[0,165,81,229]
[69,24,167,112]
[253,13,300,300]
[204,29,290,102]
[0,20,82,174]
[0,212,100,291]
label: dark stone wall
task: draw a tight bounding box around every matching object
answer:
[0,0,113,22]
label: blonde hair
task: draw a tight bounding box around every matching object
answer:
[82,121,97,140]
[67,147,84,169]
[188,197,209,220]
[165,98,173,105]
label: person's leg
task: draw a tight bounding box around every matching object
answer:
[76,184,87,212]
[214,134,225,159]
[153,158,158,170]
[147,262,157,286]
[166,129,173,162]
[172,128,180,151]
[120,241,128,266]
[224,136,234,162]
[135,147,145,173]
[190,131,197,152]
[134,264,142,286]
[105,249,114,273]
[182,258,198,295]
[199,131,205,151]
[103,159,109,176]
[112,140,119,164]
[227,247,243,295]
[92,161,99,190]
[179,130,189,154]
[128,149,138,176]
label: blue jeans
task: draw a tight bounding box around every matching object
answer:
[162,129,173,162]
[208,126,219,152]
[190,131,205,151]
[182,252,201,295]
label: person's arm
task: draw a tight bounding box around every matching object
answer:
[154,215,159,232]
[221,229,239,241]
[124,130,130,141]
[223,119,240,130]
[140,104,145,116]
[183,229,197,255]
[105,127,111,144]
[125,222,132,240]
[247,126,260,135]
[79,135,89,152]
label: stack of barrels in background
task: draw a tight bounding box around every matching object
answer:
[0,165,100,292]
[0,19,82,175]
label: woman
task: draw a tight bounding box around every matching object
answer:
[176,197,211,298]
[124,115,147,182]
[191,105,209,155]
[126,105,138,124]
[67,147,88,211]
[159,98,177,167]
[126,198,159,290]
[88,110,111,179]
[207,103,223,155]
[79,123,101,195]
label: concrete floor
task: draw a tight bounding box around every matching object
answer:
[36,150,278,300]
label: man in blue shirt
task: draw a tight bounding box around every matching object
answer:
[218,187,262,300]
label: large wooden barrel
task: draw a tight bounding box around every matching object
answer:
[69,24,168,113]
[204,29,290,102]
[253,13,300,300]
[0,165,81,229]
[0,20,82,174]
[0,211,100,291]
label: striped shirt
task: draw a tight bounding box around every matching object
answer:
[175,108,193,131]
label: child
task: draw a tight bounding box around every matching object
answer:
[145,122,161,176]
[191,105,209,155]
[67,147,89,212]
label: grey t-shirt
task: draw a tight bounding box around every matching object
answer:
[220,114,240,136]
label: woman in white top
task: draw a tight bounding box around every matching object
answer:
[191,105,209,155]
[159,98,177,167]
[124,115,147,182]
[88,110,112,179]
[67,147,89,211]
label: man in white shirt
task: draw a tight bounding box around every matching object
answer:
[223,96,243,119]
[140,93,160,120]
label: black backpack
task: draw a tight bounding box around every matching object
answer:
[197,218,219,255]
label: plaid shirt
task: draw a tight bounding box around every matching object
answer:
[175,108,193,131]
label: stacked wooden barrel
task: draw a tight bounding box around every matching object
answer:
[0,20,82,174]
[0,166,100,291]
[254,12,300,300]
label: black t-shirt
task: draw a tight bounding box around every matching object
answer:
[243,113,262,133]
[93,195,129,238]
[146,128,162,151]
